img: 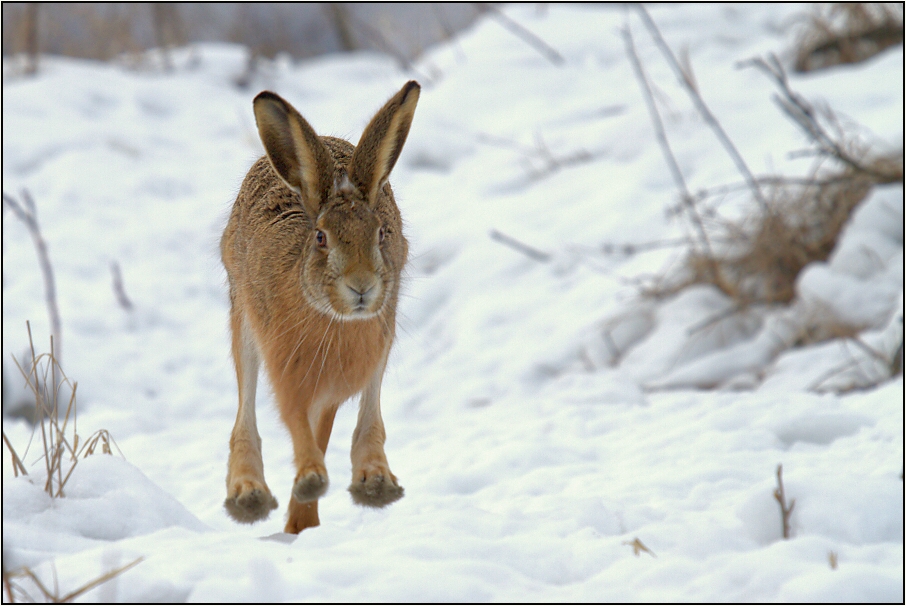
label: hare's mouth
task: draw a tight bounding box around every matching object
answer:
[306,289,385,322]
[325,303,383,322]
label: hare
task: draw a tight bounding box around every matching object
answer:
[221,81,419,534]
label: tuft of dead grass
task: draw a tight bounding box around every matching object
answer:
[3,556,143,603]
[641,47,901,331]
[2,322,123,498]
[625,10,903,397]
[682,165,880,307]
[794,3,904,73]
[3,324,135,603]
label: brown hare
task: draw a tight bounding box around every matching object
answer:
[221,81,419,534]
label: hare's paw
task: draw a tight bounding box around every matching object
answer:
[349,464,404,508]
[224,479,278,523]
[291,466,329,503]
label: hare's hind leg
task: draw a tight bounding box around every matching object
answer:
[349,355,404,507]
[224,307,278,523]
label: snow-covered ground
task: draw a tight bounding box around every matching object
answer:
[3,4,903,602]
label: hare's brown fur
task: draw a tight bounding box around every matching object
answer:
[222,82,419,533]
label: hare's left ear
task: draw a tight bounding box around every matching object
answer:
[349,81,420,204]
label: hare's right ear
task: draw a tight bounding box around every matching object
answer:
[253,91,334,217]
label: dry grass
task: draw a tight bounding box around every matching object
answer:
[794,3,904,72]
[626,8,902,384]
[3,557,143,603]
[640,46,901,343]
[2,322,122,498]
[3,324,135,602]
[682,165,880,307]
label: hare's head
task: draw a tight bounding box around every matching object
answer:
[253,82,419,320]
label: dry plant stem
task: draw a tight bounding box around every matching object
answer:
[476,3,565,65]
[323,3,358,52]
[605,237,693,254]
[489,229,552,263]
[774,464,795,539]
[2,565,13,604]
[3,190,63,366]
[808,336,897,392]
[623,537,657,557]
[110,261,134,311]
[151,4,175,71]
[742,54,895,182]
[24,3,39,74]
[635,5,769,212]
[14,322,82,498]
[5,557,143,603]
[339,8,430,82]
[621,22,718,280]
[2,431,29,476]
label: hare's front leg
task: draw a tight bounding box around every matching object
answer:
[349,356,404,507]
[224,310,278,523]
[284,398,339,533]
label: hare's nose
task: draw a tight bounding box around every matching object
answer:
[344,276,378,306]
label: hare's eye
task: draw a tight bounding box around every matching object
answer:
[378,226,386,245]
[316,230,327,248]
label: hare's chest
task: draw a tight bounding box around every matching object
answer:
[264,315,387,401]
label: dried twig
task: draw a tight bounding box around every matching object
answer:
[8,323,119,499]
[110,261,134,311]
[892,317,904,376]
[773,464,795,539]
[489,229,552,263]
[24,3,39,75]
[2,431,29,476]
[795,4,904,72]
[621,21,719,283]
[740,54,898,183]
[323,3,358,52]
[597,237,693,256]
[3,189,63,366]
[3,557,143,603]
[635,5,768,212]
[476,3,564,65]
[623,537,656,557]
[476,130,601,182]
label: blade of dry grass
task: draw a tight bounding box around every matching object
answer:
[3,557,143,603]
[8,322,120,498]
[476,3,564,65]
[2,431,29,476]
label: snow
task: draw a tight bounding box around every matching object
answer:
[3,3,903,602]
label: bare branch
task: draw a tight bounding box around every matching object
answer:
[110,261,134,311]
[476,3,564,65]
[740,54,898,183]
[323,3,359,52]
[622,21,721,284]
[24,3,39,75]
[489,229,552,263]
[635,5,769,212]
[3,190,62,366]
